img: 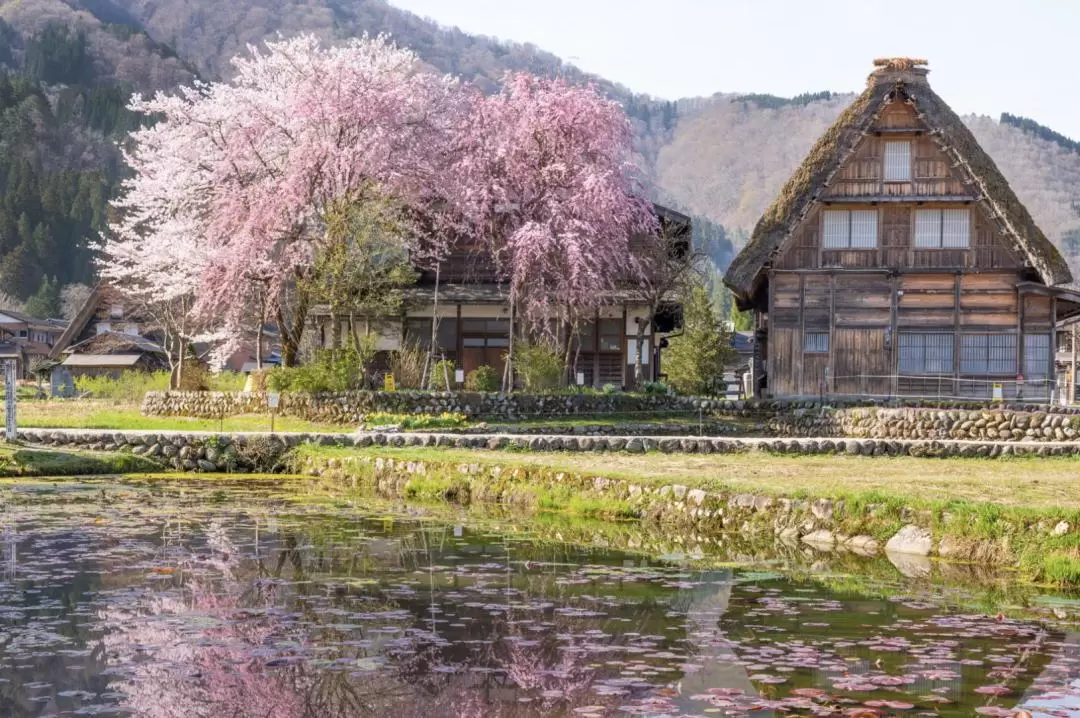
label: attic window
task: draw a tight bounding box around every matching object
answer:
[883,141,912,181]
[915,208,970,248]
[823,209,877,249]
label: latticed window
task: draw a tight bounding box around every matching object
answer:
[822,209,878,249]
[803,332,829,354]
[914,208,970,248]
[899,333,954,374]
[883,141,912,181]
[1024,333,1051,379]
[960,334,1017,375]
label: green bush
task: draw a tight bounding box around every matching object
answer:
[602,383,618,395]
[641,381,670,396]
[75,370,171,403]
[207,371,247,392]
[267,346,369,393]
[428,359,457,390]
[514,341,565,391]
[363,411,468,430]
[465,365,500,392]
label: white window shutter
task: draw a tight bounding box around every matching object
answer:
[822,210,849,248]
[914,209,941,248]
[884,141,912,181]
[850,210,878,249]
[941,209,970,248]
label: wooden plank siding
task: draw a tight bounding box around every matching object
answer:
[767,269,1043,399]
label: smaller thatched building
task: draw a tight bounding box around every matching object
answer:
[724,59,1080,401]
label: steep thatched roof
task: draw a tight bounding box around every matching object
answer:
[724,60,1073,301]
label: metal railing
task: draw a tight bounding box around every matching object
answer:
[821,373,1061,404]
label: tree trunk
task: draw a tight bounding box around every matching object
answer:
[330,310,341,352]
[425,265,441,390]
[255,286,267,370]
[277,285,309,368]
[502,296,515,393]
[634,317,648,387]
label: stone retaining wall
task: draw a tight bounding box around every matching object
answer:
[769,406,1080,442]
[17,428,1080,471]
[141,390,723,422]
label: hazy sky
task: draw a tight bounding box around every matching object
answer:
[388,0,1080,139]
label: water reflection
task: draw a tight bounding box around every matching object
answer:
[0,479,1074,717]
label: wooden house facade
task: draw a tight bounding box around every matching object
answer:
[725,59,1080,401]
[309,204,691,389]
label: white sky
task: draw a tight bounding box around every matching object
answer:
[388,0,1080,139]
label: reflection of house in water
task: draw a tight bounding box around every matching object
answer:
[668,569,769,715]
[1017,631,1080,717]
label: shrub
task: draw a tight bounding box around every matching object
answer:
[246,368,273,392]
[465,365,500,392]
[207,371,247,392]
[641,380,669,396]
[428,359,457,390]
[267,346,369,393]
[389,339,426,389]
[363,412,468,430]
[514,341,565,391]
[177,364,210,391]
[75,370,171,403]
[602,383,618,395]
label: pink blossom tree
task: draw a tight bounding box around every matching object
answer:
[104,34,465,366]
[454,73,657,382]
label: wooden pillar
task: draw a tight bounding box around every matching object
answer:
[889,273,899,399]
[1072,323,1077,405]
[620,305,628,389]
[593,307,600,388]
[953,273,961,398]
[1017,290,1025,400]
[827,272,836,395]
[797,274,806,395]
[455,304,463,367]
[1050,297,1058,403]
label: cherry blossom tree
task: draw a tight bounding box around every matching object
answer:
[104,34,465,366]
[454,73,657,368]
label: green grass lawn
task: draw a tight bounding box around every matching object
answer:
[15,400,350,433]
[301,444,1080,511]
[0,444,164,476]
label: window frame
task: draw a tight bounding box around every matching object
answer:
[803,332,829,355]
[914,208,971,249]
[959,333,1017,375]
[883,140,912,182]
[1023,333,1051,379]
[822,209,878,250]
[898,332,955,375]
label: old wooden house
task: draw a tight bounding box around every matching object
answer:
[309,204,690,389]
[724,58,1080,401]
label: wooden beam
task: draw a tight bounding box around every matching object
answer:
[953,273,961,395]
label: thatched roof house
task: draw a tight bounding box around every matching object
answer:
[725,58,1072,306]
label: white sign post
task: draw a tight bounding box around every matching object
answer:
[268,392,281,434]
[4,360,16,442]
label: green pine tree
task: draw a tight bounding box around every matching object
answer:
[24,275,60,318]
[664,283,733,396]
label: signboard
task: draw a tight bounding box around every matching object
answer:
[576,372,585,386]
[4,360,15,441]
[992,383,1004,402]
[454,369,465,384]
[383,373,396,392]
[267,392,281,410]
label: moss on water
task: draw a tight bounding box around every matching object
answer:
[289,444,1080,588]
[0,444,165,477]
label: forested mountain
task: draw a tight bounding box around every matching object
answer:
[0,0,197,307]
[2,0,1080,310]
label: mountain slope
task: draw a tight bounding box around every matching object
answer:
[657,94,1080,267]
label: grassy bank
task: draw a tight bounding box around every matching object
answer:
[16,400,346,433]
[293,444,1080,587]
[0,444,165,476]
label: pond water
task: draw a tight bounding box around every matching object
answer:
[0,477,1076,717]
